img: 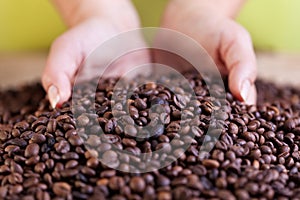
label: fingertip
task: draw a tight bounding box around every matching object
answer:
[42,71,72,108]
[245,84,257,105]
[228,73,256,105]
[240,79,251,103]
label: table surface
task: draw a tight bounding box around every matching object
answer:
[0,52,300,89]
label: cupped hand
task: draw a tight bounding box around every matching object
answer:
[42,3,150,108]
[159,0,257,104]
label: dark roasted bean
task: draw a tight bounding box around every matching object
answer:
[53,182,71,197]
[2,70,300,199]
[202,159,220,168]
[124,125,137,137]
[68,135,84,146]
[24,143,40,158]
[130,176,146,193]
[135,98,147,110]
[108,176,125,191]
[54,140,70,154]
[77,114,90,126]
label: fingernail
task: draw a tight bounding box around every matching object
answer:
[48,85,60,109]
[240,80,251,102]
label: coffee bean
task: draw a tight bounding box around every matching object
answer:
[135,98,147,110]
[55,140,70,154]
[86,157,99,168]
[0,186,8,198]
[235,189,250,199]
[241,132,256,142]
[46,119,57,133]
[68,135,84,146]
[245,182,259,195]
[228,123,239,135]
[124,125,137,137]
[25,156,40,166]
[3,71,300,199]
[10,184,23,195]
[77,114,90,126]
[61,169,79,177]
[4,145,20,156]
[122,138,137,147]
[81,166,96,176]
[5,138,27,147]
[109,176,125,191]
[34,162,46,174]
[0,165,10,173]
[129,106,139,119]
[130,176,146,193]
[250,149,262,160]
[23,177,39,188]
[202,159,220,168]
[25,143,40,158]
[260,145,272,154]
[65,160,78,169]
[30,133,46,144]
[0,130,9,141]
[53,182,71,197]
[102,150,118,164]
[156,175,170,187]
[158,191,171,200]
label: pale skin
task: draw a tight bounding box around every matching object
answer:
[43,0,257,108]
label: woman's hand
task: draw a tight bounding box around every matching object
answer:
[160,0,257,104]
[42,0,150,108]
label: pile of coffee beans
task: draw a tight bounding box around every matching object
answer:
[0,73,300,200]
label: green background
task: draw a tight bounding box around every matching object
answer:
[0,0,299,52]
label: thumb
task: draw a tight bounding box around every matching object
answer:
[220,21,257,105]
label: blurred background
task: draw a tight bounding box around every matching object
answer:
[0,0,300,88]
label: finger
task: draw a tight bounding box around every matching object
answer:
[42,19,117,108]
[42,33,83,108]
[220,21,257,104]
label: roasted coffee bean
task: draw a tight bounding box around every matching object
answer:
[30,133,46,144]
[228,123,239,135]
[124,125,137,137]
[53,182,71,197]
[86,135,101,147]
[135,98,147,110]
[157,191,171,200]
[77,114,90,126]
[2,71,300,199]
[122,138,137,147]
[108,176,125,191]
[102,150,118,164]
[65,160,78,169]
[202,159,220,168]
[156,175,170,187]
[4,145,20,156]
[11,162,23,174]
[24,143,40,158]
[54,140,70,154]
[34,162,46,174]
[46,119,57,133]
[61,169,79,177]
[241,132,256,142]
[25,156,40,165]
[130,176,146,193]
[68,135,84,146]
[5,138,27,147]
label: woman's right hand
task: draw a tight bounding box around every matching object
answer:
[42,0,150,108]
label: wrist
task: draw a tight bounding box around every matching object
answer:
[52,0,140,30]
[168,0,246,18]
